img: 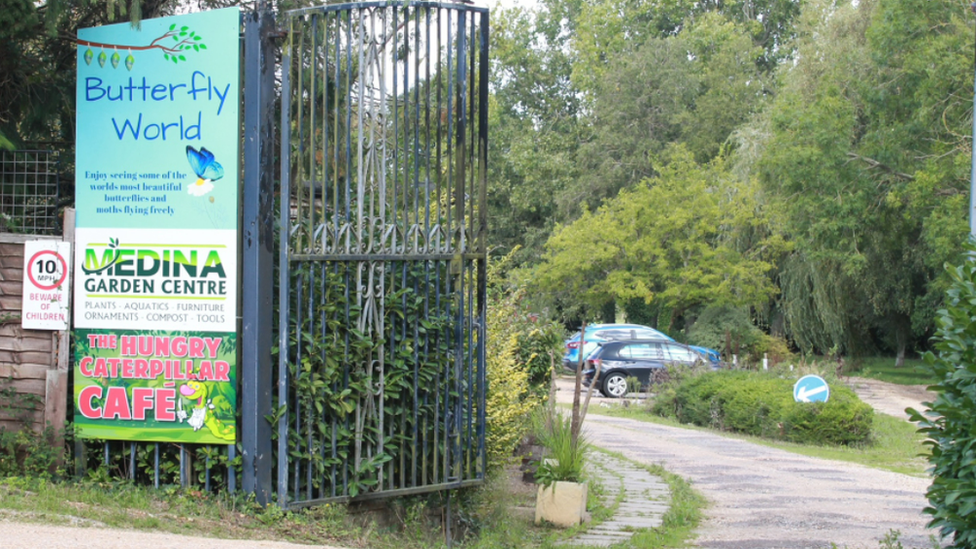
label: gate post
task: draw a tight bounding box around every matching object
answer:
[241,5,276,505]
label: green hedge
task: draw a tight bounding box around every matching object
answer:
[652,370,873,446]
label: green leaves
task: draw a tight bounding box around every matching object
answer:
[754,0,971,356]
[280,262,458,497]
[533,144,781,317]
[913,252,976,546]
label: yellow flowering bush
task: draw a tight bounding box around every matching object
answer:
[484,249,562,470]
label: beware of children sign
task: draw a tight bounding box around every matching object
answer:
[22,240,71,330]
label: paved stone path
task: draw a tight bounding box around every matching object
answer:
[568,451,670,547]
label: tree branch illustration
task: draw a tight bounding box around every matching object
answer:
[76,24,207,65]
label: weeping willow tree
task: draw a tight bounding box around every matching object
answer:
[777,254,875,357]
[752,0,970,361]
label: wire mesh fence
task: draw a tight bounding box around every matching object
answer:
[0,150,61,235]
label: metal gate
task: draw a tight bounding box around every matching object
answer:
[275,1,488,507]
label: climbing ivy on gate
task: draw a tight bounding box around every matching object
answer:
[282,261,459,499]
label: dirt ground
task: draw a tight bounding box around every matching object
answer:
[0,519,349,549]
[844,377,934,420]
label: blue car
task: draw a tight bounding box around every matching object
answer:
[562,323,721,371]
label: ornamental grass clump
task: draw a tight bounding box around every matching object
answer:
[531,405,589,487]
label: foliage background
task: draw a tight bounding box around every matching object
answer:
[488,0,972,365]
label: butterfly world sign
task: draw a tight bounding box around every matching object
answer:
[73,8,240,444]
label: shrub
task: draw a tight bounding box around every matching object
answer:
[485,338,537,469]
[484,248,561,469]
[653,370,873,446]
[687,306,763,358]
[908,258,976,547]
[0,377,66,480]
[687,305,794,365]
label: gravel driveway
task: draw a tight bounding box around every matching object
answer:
[556,376,938,548]
[584,413,933,549]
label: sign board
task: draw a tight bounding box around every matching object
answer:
[22,241,71,330]
[793,375,830,403]
[73,8,240,444]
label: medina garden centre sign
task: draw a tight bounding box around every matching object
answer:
[73,8,240,444]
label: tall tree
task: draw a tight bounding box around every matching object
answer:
[0,0,179,149]
[566,14,770,214]
[754,0,972,359]
[533,145,784,330]
[488,1,585,263]
[571,0,800,95]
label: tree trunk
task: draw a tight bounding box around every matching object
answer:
[894,318,908,368]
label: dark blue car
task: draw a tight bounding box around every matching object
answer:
[562,323,720,371]
[583,339,720,398]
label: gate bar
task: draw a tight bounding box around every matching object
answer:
[242,6,277,505]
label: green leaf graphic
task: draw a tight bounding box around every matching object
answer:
[110,51,120,68]
[97,51,107,67]
[84,48,93,65]
[125,54,134,71]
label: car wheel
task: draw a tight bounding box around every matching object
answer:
[602,372,628,398]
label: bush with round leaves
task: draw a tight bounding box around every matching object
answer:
[908,258,976,547]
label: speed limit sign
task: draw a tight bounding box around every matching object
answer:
[22,240,71,330]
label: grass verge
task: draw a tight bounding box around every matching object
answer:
[0,476,366,545]
[848,357,936,386]
[0,448,701,548]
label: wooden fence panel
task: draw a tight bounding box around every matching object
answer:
[0,222,71,436]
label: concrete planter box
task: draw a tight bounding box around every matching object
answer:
[535,480,588,527]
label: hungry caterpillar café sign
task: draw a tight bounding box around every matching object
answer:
[73,8,240,444]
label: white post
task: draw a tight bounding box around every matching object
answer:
[763,353,768,371]
[732,354,738,368]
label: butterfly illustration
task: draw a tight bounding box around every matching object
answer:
[186,146,225,197]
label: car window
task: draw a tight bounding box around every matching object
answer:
[663,344,697,363]
[599,328,667,341]
[599,330,634,340]
[618,343,664,360]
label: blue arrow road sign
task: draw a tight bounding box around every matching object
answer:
[793,375,830,403]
